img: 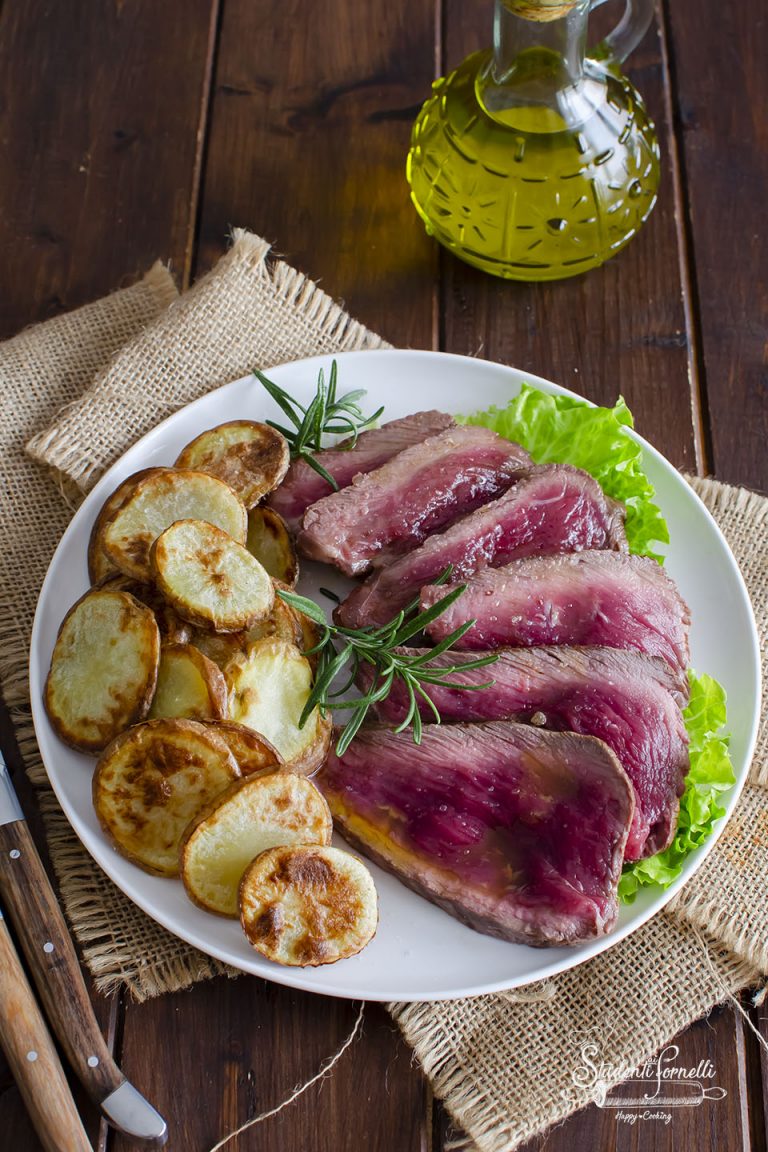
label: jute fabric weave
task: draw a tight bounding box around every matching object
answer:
[4,231,764,1151]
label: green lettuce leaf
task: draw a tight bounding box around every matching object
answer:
[463,384,735,899]
[619,671,735,901]
[462,384,669,560]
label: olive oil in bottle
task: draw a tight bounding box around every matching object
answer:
[407,0,660,281]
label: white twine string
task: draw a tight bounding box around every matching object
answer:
[690,926,768,1055]
[207,1001,365,1152]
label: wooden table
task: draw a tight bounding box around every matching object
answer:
[0,1,765,1149]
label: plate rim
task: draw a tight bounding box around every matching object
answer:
[28,348,762,1002]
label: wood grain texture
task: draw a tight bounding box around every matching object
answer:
[0,913,93,1152]
[439,4,698,474]
[194,0,439,348]
[0,702,110,1150]
[0,819,123,1102]
[114,981,427,1152]
[0,0,219,339]
[664,0,768,491]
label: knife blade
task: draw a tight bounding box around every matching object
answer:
[0,749,167,1146]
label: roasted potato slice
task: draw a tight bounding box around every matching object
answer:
[175,421,289,508]
[102,468,247,581]
[190,590,301,670]
[225,639,332,774]
[93,718,240,876]
[240,845,378,966]
[246,507,299,587]
[87,467,169,584]
[45,589,160,752]
[292,603,323,673]
[148,644,228,722]
[97,573,192,644]
[181,774,332,916]
[206,720,283,776]
[151,519,274,632]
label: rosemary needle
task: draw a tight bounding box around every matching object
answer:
[277,574,498,756]
[254,359,384,489]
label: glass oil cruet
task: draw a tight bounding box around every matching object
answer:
[407,0,660,281]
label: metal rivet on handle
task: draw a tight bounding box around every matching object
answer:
[26,1050,38,1062]
[43,941,54,954]
[87,1056,99,1068]
[9,849,20,859]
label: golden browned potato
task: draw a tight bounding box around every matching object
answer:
[189,590,302,670]
[96,573,192,644]
[87,468,169,584]
[240,845,378,966]
[246,507,299,587]
[225,639,331,774]
[175,421,289,508]
[151,519,274,632]
[102,468,247,581]
[92,718,240,876]
[45,589,160,753]
[205,720,283,776]
[180,774,332,916]
[275,590,323,672]
[148,644,228,722]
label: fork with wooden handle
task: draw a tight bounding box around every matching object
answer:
[0,903,93,1151]
[0,753,167,1145]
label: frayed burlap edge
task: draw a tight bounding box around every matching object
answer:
[26,230,390,496]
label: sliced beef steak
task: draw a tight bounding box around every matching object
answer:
[298,424,531,576]
[317,721,634,946]
[336,464,627,628]
[420,551,690,674]
[267,410,456,532]
[361,645,688,860]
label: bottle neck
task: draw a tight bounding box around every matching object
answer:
[490,0,590,98]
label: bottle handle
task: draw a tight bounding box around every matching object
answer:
[589,0,654,65]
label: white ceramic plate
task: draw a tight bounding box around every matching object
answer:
[29,350,760,1002]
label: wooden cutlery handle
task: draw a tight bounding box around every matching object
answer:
[0,818,123,1102]
[0,910,93,1152]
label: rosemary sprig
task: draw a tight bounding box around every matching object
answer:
[276,576,498,756]
[254,359,384,490]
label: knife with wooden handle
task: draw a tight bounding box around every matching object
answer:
[0,751,167,1146]
[0,903,93,1152]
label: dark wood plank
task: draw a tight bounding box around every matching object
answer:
[115,981,427,1152]
[0,706,111,1149]
[0,0,219,339]
[0,0,219,1142]
[664,0,768,492]
[753,1001,768,1151]
[439,5,698,475]
[194,0,439,347]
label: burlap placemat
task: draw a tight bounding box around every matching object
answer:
[6,230,766,1151]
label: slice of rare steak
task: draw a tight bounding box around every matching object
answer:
[317,721,634,947]
[361,645,689,861]
[421,550,690,674]
[336,464,627,628]
[298,424,531,576]
[267,410,456,532]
